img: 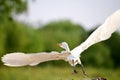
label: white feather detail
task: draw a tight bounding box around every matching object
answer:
[1,52,31,67]
[1,52,70,67]
[71,9,120,57]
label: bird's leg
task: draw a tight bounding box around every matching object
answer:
[73,66,78,74]
[71,60,78,74]
[80,64,88,77]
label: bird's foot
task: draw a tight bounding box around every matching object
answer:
[74,69,78,74]
[72,69,79,74]
[83,72,88,77]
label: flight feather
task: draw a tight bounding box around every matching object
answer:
[1,52,70,67]
[71,10,120,57]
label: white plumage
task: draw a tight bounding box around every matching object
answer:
[1,9,120,76]
[70,9,120,58]
[2,52,70,67]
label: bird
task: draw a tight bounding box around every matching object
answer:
[1,9,120,76]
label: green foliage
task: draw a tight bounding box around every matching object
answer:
[0,0,27,21]
[39,20,87,51]
[104,32,120,67]
[0,66,120,80]
[0,25,6,54]
[82,43,113,68]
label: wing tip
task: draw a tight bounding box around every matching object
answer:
[1,55,6,63]
[1,53,27,67]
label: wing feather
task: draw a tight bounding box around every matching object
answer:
[71,9,120,57]
[1,52,70,67]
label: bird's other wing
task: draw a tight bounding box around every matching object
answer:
[71,9,120,57]
[1,52,70,67]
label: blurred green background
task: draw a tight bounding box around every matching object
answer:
[0,0,120,80]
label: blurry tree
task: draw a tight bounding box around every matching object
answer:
[4,21,30,53]
[104,32,120,67]
[0,0,28,21]
[0,25,6,55]
[2,21,44,53]
[0,0,28,56]
[38,20,88,52]
[81,42,113,68]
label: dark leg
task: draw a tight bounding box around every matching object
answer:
[73,66,78,74]
[80,64,88,76]
[71,60,78,74]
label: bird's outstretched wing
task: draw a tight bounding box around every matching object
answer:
[1,52,70,67]
[71,9,120,57]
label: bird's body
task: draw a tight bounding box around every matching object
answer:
[1,9,120,76]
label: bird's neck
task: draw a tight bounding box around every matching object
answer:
[65,44,70,52]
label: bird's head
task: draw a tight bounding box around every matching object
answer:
[57,42,70,51]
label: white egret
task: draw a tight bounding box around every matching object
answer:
[1,9,120,76]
